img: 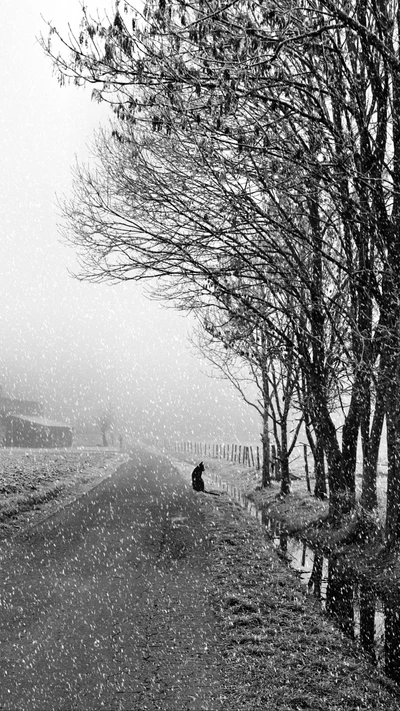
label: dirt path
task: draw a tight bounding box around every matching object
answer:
[0,447,225,710]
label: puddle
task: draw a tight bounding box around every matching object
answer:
[210,473,400,684]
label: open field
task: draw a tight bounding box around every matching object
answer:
[0,447,128,541]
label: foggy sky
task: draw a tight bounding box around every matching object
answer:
[0,1,261,443]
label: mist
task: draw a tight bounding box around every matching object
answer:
[0,0,261,446]
[0,281,261,442]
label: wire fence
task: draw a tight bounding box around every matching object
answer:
[143,437,262,469]
[143,437,314,488]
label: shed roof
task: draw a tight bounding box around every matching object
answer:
[8,415,71,429]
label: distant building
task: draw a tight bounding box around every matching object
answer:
[0,397,43,417]
[5,415,73,449]
[0,396,45,446]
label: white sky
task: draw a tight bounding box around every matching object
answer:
[0,0,261,442]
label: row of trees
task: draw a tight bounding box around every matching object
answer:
[42,0,400,545]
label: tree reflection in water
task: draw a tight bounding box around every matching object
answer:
[326,556,355,638]
[211,474,400,684]
[279,531,288,554]
[385,602,400,683]
[359,582,376,661]
[307,551,324,599]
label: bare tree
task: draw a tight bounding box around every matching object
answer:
[41,0,399,541]
[98,402,113,447]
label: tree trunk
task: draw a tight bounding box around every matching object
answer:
[312,378,354,521]
[261,408,270,487]
[384,9,400,549]
[303,416,327,498]
[304,444,311,494]
[386,393,400,548]
[314,434,327,500]
[361,366,385,511]
[279,413,290,496]
[341,392,359,499]
[307,177,355,520]
[261,353,271,487]
[382,298,400,547]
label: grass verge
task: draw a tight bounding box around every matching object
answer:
[172,456,400,710]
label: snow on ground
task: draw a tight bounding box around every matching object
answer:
[168,449,388,527]
[0,444,398,708]
[0,447,128,540]
[170,455,399,710]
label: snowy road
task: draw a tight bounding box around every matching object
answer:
[0,446,225,710]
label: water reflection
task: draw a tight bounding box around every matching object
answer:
[385,604,400,680]
[210,472,400,684]
[307,551,323,598]
[359,582,376,660]
[326,556,354,638]
[279,530,288,554]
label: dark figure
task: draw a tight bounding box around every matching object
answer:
[192,461,205,492]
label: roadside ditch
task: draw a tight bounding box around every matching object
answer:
[209,470,400,685]
[169,451,400,709]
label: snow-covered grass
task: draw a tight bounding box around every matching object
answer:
[1,444,398,708]
[0,447,128,540]
[171,456,400,710]
[169,449,399,589]
[168,448,389,530]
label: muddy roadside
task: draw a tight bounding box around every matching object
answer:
[0,447,129,542]
[168,452,400,709]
